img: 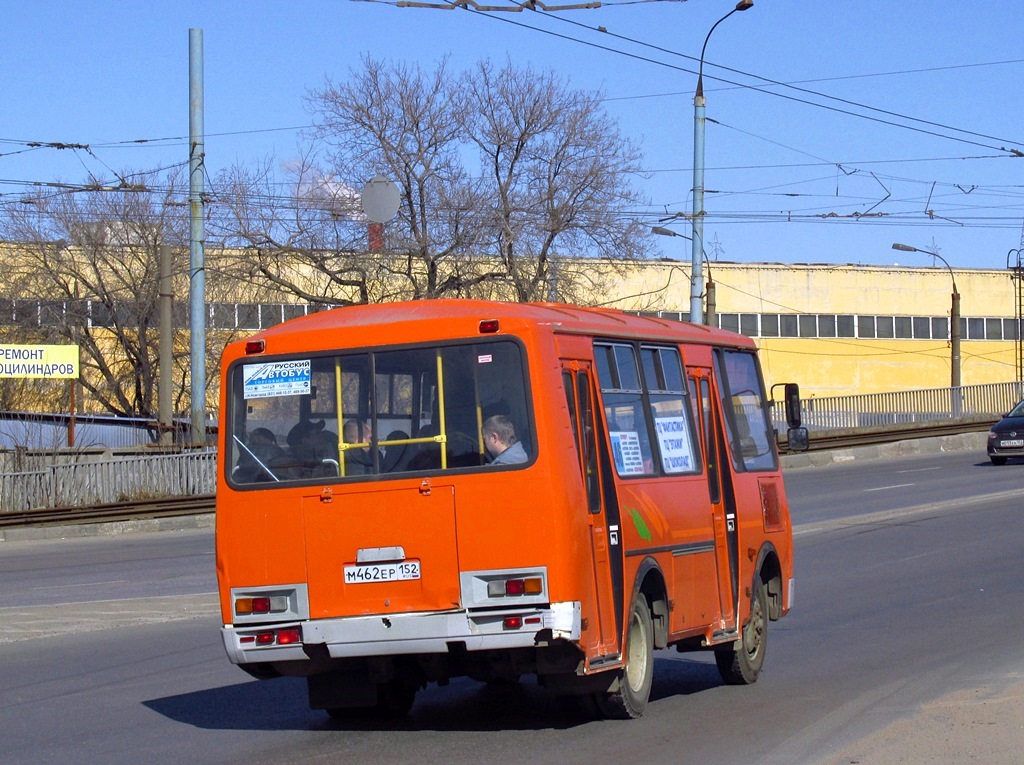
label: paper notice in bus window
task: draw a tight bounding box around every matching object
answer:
[242,360,312,399]
[655,416,695,473]
[610,431,646,475]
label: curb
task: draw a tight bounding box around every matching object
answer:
[0,512,215,544]
[781,432,987,470]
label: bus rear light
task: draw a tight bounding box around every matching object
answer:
[479,319,500,334]
[502,616,523,630]
[487,576,544,597]
[276,628,301,645]
[235,595,289,616]
[248,628,300,646]
[244,340,266,354]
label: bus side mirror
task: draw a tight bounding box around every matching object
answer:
[786,426,809,453]
[784,383,801,429]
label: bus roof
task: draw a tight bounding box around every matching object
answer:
[227,299,756,357]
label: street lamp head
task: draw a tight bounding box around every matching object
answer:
[891,243,917,253]
[652,226,690,239]
[735,0,754,10]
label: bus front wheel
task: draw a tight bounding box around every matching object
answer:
[593,594,654,719]
[715,581,768,685]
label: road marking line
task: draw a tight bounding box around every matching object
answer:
[864,483,915,492]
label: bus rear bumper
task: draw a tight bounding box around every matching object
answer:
[221,601,581,666]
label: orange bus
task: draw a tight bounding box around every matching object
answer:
[216,299,804,719]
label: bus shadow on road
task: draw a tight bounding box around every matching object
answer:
[143,657,723,732]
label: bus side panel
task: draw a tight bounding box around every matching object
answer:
[613,478,721,636]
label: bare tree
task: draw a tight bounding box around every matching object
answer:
[462,59,651,302]
[212,151,386,306]
[217,55,649,307]
[307,55,493,301]
[0,169,201,418]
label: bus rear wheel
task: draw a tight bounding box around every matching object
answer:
[593,594,654,719]
[715,581,768,685]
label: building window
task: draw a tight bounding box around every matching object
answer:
[876,316,895,339]
[761,314,779,338]
[213,303,236,329]
[740,314,758,337]
[932,317,948,340]
[1004,319,1020,341]
[719,313,739,333]
[818,314,836,338]
[780,315,798,337]
[895,316,912,339]
[967,318,985,340]
[237,303,260,330]
[837,315,855,337]
[913,316,931,338]
[858,316,876,338]
[986,318,1003,340]
[798,314,816,338]
[283,304,306,322]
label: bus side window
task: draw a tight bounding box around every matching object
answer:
[641,346,699,475]
[714,349,778,472]
[595,343,655,477]
[693,377,722,505]
[577,371,602,513]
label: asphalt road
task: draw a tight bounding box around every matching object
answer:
[1,449,1022,764]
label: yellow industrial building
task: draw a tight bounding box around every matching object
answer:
[602,260,1021,400]
[2,241,1020,408]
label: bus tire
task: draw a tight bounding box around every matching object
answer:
[715,580,768,685]
[593,594,654,719]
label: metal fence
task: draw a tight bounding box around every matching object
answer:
[772,382,1024,432]
[0,450,216,512]
[2,381,1022,512]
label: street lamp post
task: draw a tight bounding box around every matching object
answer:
[691,0,753,325]
[892,243,961,391]
[652,226,715,325]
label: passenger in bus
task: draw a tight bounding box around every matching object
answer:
[235,427,284,482]
[483,414,528,465]
[343,418,377,475]
[285,419,340,476]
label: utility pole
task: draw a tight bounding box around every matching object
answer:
[159,244,173,445]
[189,29,207,446]
[691,1,753,324]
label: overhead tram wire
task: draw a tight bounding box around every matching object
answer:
[436,0,1023,154]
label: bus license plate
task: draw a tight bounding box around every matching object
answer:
[344,561,421,584]
[1002,439,1024,448]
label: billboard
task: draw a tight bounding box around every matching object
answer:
[0,345,80,379]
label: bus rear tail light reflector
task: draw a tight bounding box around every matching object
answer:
[503,617,523,630]
[276,628,301,645]
[479,319,500,334]
[249,628,301,646]
[487,577,543,597]
[235,596,288,616]
[245,340,266,354]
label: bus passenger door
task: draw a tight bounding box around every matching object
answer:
[562,362,622,659]
[689,369,738,632]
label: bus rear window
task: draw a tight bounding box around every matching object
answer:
[227,340,532,485]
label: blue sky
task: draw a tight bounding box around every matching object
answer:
[3,1,1023,271]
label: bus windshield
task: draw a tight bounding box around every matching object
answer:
[226,339,532,485]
